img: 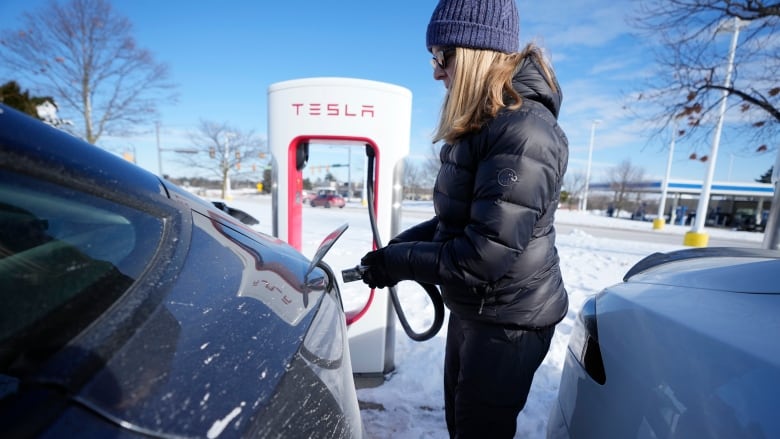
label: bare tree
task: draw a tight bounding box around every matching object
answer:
[182,120,265,199]
[630,1,779,153]
[0,0,176,144]
[403,158,427,200]
[1,80,52,119]
[607,159,646,215]
[425,143,442,181]
[563,170,587,210]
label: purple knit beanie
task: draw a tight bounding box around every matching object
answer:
[426,0,520,54]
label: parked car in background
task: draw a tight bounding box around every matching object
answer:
[310,189,346,208]
[548,246,780,439]
[0,104,364,438]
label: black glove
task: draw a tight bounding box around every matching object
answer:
[360,248,398,289]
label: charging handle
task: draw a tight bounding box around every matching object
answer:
[295,142,309,171]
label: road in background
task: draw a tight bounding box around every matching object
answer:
[553,221,761,248]
[397,202,764,249]
[227,194,764,250]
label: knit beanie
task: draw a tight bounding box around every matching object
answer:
[426,0,519,54]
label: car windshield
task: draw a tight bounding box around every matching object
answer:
[0,170,163,376]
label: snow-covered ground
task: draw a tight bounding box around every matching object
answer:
[221,192,764,439]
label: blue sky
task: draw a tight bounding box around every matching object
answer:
[1,0,774,185]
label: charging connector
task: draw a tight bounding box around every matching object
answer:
[341,265,367,283]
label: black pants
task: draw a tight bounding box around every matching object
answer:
[444,313,555,439]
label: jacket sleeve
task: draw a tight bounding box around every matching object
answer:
[388,216,438,245]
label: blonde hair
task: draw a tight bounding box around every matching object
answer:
[432,43,558,144]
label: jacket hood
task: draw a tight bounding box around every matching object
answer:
[512,55,563,118]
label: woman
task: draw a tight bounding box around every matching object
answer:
[359,0,569,437]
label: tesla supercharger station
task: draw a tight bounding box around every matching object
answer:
[267,77,411,378]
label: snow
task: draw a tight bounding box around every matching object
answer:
[222,192,764,439]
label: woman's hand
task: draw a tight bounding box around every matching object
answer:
[360,248,398,289]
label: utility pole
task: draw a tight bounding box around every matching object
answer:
[581,120,601,212]
[762,151,780,250]
[653,125,676,230]
[224,132,234,201]
[347,147,353,200]
[156,121,197,179]
[684,17,747,247]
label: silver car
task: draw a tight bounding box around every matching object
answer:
[548,247,780,439]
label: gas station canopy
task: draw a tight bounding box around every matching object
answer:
[589,179,774,198]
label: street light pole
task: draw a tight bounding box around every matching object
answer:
[224,132,234,201]
[581,119,601,212]
[156,122,199,178]
[347,147,352,200]
[684,16,746,247]
[654,125,677,230]
[762,150,780,250]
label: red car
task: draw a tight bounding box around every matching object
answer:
[310,190,346,208]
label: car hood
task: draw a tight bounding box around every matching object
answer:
[624,247,780,294]
[66,209,329,437]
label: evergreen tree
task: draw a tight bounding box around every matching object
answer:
[0,81,53,119]
[757,167,773,184]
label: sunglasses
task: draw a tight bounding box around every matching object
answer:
[431,48,455,69]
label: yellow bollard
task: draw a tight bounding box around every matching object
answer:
[652,218,665,230]
[683,231,709,247]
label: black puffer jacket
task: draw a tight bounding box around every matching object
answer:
[383,55,569,329]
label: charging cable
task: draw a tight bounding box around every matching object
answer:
[341,145,444,342]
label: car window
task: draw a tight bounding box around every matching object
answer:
[0,170,163,375]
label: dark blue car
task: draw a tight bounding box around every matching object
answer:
[0,104,363,438]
